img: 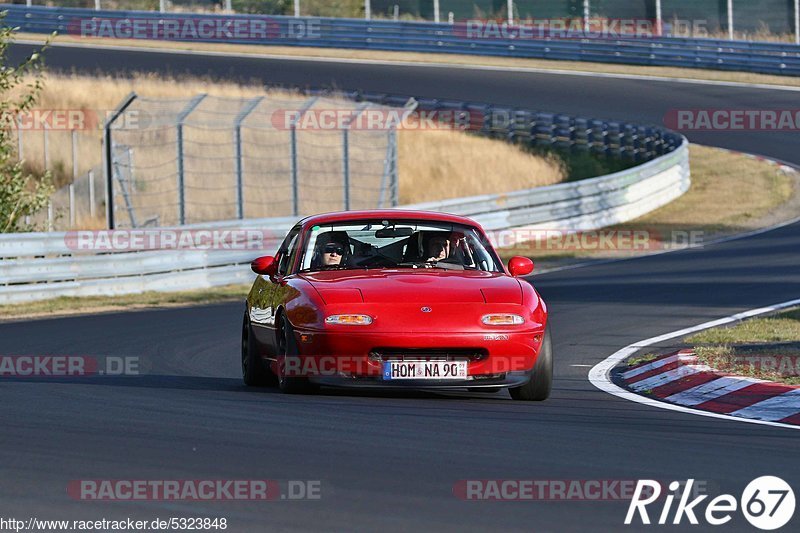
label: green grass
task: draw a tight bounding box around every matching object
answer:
[687,308,800,386]
[626,353,659,367]
[687,308,800,344]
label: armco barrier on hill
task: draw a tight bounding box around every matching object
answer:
[2,5,799,76]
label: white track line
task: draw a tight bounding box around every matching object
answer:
[12,38,800,93]
[588,298,800,430]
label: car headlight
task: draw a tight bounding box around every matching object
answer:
[325,314,373,325]
[481,314,524,326]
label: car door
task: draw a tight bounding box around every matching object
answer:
[249,225,302,356]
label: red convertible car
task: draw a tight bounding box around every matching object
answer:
[242,210,551,400]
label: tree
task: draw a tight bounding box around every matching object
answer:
[0,11,54,233]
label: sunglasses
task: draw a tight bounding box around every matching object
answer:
[323,244,345,255]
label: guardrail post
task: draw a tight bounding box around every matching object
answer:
[294,0,300,17]
[727,0,734,40]
[94,0,100,10]
[365,0,371,20]
[233,96,263,220]
[583,0,590,33]
[69,183,75,228]
[655,0,663,36]
[71,129,78,180]
[89,169,96,219]
[290,125,299,216]
[160,0,166,13]
[434,0,440,23]
[288,97,318,217]
[103,92,137,229]
[507,0,514,25]
[342,104,369,211]
[795,0,799,45]
[176,94,206,226]
[389,128,399,207]
[378,97,416,208]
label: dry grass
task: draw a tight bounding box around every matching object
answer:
[498,145,795,262]
[17,32,800,89]
[398,128,564,204]
[15,72,564,228]
[635,145,793,231]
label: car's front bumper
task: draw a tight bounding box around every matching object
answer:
[278,328,545,387]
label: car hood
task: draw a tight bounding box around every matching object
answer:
[300,269,522,305]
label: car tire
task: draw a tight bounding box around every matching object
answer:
[277,314,318,395]
[242,312,275,387]
[509,325,553,401]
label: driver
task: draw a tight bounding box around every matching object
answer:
[321,242,345,267]
[311,231,350,269]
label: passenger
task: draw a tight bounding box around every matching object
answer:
[425,234,450,262]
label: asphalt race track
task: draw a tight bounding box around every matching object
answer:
[2,44,800,531]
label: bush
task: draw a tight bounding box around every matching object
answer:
[0,12,54,232]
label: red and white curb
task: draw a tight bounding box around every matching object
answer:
[619,350,800,426]
[589,297,800,431]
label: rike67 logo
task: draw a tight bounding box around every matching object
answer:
[626,477,795,530]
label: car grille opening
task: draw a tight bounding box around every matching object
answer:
[369,348,488,362]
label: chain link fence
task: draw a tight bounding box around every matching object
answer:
[19,92,407,230]
[16,1,800,40]
[104,93,406,228]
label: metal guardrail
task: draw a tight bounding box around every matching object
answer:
[0,89,690,305]
[2,5,800,76]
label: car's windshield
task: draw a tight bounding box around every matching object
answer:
[298,219,501,273]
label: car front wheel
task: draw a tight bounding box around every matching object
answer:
[242,312,275,387]
[276,315,318,395]
[509,326,553,401]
